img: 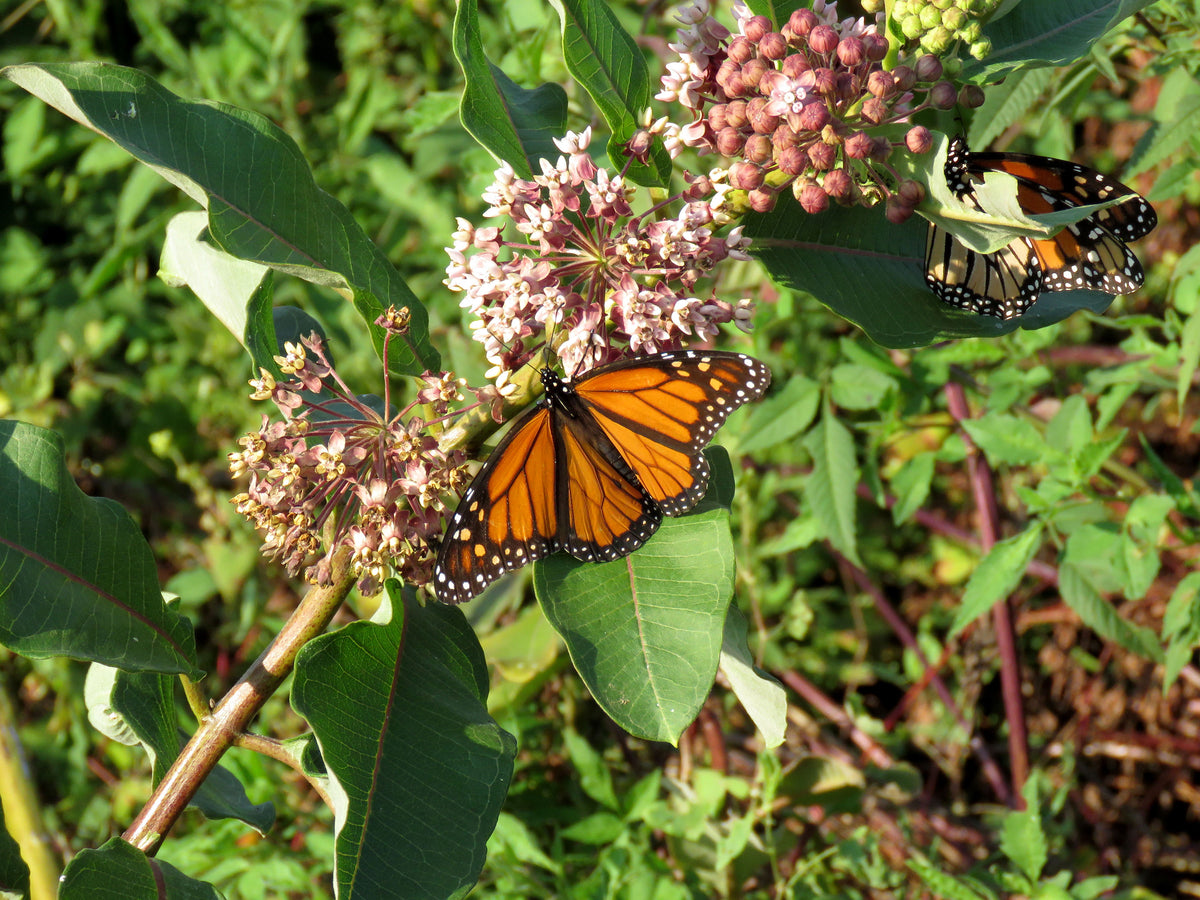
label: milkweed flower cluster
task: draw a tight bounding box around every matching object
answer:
[228,309,480,596]
[657,0,983,222]
[444,126,757,381]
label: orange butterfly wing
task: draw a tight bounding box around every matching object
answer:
[574,351,772,515]
[433,350,770,603]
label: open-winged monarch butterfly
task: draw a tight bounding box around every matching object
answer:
[433,350,771,604]
[925,136,1157,320]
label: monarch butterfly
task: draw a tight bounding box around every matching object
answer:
[433,350,771,604]
[925,136,1157,320]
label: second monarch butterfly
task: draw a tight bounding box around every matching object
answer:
[925,136,1157,320]
[433,350,771,604]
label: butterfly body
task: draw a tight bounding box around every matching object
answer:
[925,136,1156,320]
[434,350,771,604]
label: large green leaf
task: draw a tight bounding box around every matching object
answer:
[1058,562,1164,662]
[292,588,516,900]
[454,0,569,178]
[59,838,220,900]
[84,663,274,832]
[0,421,197,675]
[549,0,671,187]
[0,800,30,899]
[535,499,735,744]
[719,607,787,749]
[1,61,437,375]
[803,407,860,566]
[965,0,1156,80]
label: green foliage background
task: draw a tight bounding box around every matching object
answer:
[3,0,1200,898]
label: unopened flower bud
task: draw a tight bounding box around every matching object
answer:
[892,65,917,91]
[914,55,943,82]
[744,133,773,164]
[822,168,852,200]
[728,35,755,63]
[863,33,890,61]
[885,196,915,224]
[811,67,837,94]
[905,125,932,154]
[759,31,788,60]
[844,131,873,159]
[837,36,865,67]
[725,100,749,129]
[970,38,993,60]
[716,126,746,157]
[747,97,780,134]
[799,182,829,213]
[898,179,926,205]
[797,101,831,132]
[959,84,986,108]
[730,161,765,190]
[741,57,768,90]
[867,69,896,98]
[929,81,958,109]
[861,97,889,123]
[777,145,809,176]
[748,187,777,213]
[708,103,729,131]
[771,123,799,150]
[785,7,818,40]
[808,141,836,170]
[781,53,811,79]
[808,25,839,55]
[742,15,771,43]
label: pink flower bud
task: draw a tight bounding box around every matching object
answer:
[822,168,852,200]
[959,84,986,108]
[716,126,746,157]
[747,97,780,134]
[778,145,809,176]
[808,25,839,56]
[892,65,917,91]
[725,100,749,129]
[885,197,914,224]
[844,131,873,159]
[759,31,788,60]
[905,126,932,154]
[799,182,829,213]
[861,97,889,124]
[781,53,811,79]
[808,141,836,171]
[731,161,765,190]
[929,81,958,109]
[742,15,771,43]
[708,103,729,131]
[837,36,865,67]
[748,187,777,213]
[728,36,755,63]
[785,8,818,40]
[867,69,896,98]
[797,101,830,132]
[741,57,768,90]
[744,133,773,164]
[915,55,943,82]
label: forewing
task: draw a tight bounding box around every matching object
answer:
[573,351,771,516]
[433,406,559,604]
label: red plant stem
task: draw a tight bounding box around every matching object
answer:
[777,668,895,770]
[122,548,355,855]
[835,553,1014,807]
[944,381,1029,806]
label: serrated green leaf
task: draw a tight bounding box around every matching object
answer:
[59,838,221,900]
[2,62,437,375]
[803,407,860,565]
[829,363,897,411]
[535,505,734,744]
[0,421,197,674]
[950,524,1044,638]
[961,414,1054,467]
[719,606,786,749]
[1058,563,1164,663]
[1000,808,1047,881]
[1163,572,1200,689]
[908,858,988,900]
[292,590,516,900]
[562,729,620,810]
[453,0,569,178]
[889,451,936,525]
[738,374,819,453]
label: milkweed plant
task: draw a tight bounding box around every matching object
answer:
[0,1,1182,898]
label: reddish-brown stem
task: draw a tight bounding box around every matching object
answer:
[776,668,895,770]
[122,547,355,855]
[835,553,1015,807]
[944,381,1029,805]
